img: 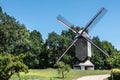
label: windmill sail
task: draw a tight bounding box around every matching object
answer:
[57,15,77,34]
[81,8,107,34]
[56,7,108,62]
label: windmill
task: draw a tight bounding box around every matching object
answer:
[56,8,109,70]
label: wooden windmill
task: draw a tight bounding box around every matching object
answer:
[56,8,109,70]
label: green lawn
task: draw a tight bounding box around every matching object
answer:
[11,68,110,80]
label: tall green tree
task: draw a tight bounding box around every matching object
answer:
[46,26,80,67]
[91,36,105,69]
[91,36,117,69]
[0,6,31,55]
[0,6,30,74]
[24,30,44,68]
[46,32,71,67]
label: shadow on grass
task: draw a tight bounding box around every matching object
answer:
[53,76,69,80]
[108,77,112,80]
[54,77,64,79]
[104,77,112,80]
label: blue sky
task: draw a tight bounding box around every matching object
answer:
[0,0,120,50]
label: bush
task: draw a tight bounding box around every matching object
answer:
[55,61,71,78]
[0,53,28,80]
[111,68,120,80]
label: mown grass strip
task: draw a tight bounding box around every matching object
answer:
[11,68,110,80]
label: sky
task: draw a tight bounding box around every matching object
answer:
[0,0,120,50]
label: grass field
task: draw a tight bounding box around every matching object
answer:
[11,68,110,80]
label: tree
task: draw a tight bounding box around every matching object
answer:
[0,7,30,80]
[38,42,49,68]
[24,30,43,68]
[91,36,108,69]
[55,61,71,78]
[101,41,117,69]
[101,41,117,55]
[46,26,80,67]
[91,36,117,69]
[0,6,31,55]
[107,51,120,68]
[0,53,28,80]
[46,32,71,67]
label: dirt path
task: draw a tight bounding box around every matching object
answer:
[77,74,110,80]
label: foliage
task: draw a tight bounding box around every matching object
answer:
[0,6,120,70]
[0,6,31,55]
[46,32,71,67]
[0,53,28,80]
[46,27,80,67]
[107,52,120,68]
[55,61,71,78]
[0,6,29,80]
[91,36,117,69]
[24,30,44,69]
[91,36,105,69]
[111,68,120,80]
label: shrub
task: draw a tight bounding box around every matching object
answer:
[55,61,71,78]
[0,53,28,80]
[111,68,120,80]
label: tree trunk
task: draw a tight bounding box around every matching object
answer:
[62,71,64,78]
